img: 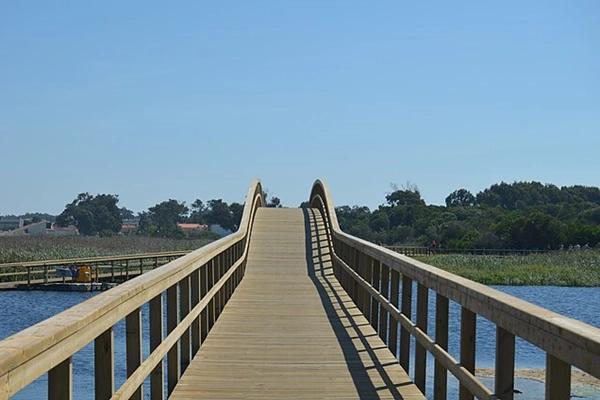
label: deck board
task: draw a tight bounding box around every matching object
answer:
[170,208,425,399]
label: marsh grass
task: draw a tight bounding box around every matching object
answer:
[0,236,213,264]
[415,251,600,286]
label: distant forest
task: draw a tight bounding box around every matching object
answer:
[3,182,600,250]
[336,181,600,250]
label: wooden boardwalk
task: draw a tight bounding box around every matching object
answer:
[170,208,424,399]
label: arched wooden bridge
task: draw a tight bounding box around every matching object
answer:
[1,180,599,399]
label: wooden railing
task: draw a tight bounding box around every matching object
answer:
[0,180,265,400]
[310,179,600,400]
[0,251,191,286]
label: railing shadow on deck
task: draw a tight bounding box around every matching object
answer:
[309,179,600,400]
[0,181,265,400]
[303,206,408,398]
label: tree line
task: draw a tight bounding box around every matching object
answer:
[4,181,599,249]
[337,181,600,250]
[49,193,282,238]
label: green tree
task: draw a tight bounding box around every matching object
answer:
[56,193,121,236]
[267,197,282,208]
[205,199,234,231]
[120,207,135,219]
[189,199,207,223]
[229,202,244,231]
[147,200,189,238]
[445,189,475,207]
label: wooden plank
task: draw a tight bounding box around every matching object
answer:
[495,326,515,400]
[170,208,424,399]
[434,294,449,400]
[95,328,114,400]
[49,357,72,400]
[546,354,570,400]
[415,283,429,392]
[149,294,164,400]
[126,308,143,400]
[460,308,476,400]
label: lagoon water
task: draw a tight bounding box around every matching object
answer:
[1,286,599,399]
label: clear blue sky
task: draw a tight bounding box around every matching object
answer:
[2,1,599,216]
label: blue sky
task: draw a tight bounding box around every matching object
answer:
[1,1,599,215]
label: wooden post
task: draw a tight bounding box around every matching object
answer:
[111,261,115,281]
[208,260,215,331]
[546,354,571,400]
[434,294,449,400]
[379,263,390,344]
[370,260,381,332]
[139,258,143,275]
[44,264,48,283]
[389,269,400,359]
[180,276,191,374]
[495,326,515,400]
[415,283,429,392]
[167,284,179,395]
[201,264,209,342]
[355,252,364,313]
[400,277,413,371]
[150,294,164,399]
[95,328,114,400]
[460,308,476,400]
[49,357,72,400]
[125,259,130,280]
[191,269,201,355]
[27,266,31,287]
[126,308,143,400]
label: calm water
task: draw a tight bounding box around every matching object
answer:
[1,286,599,399]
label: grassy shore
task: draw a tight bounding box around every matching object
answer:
[415,251,600,286]
[0,235,214,264]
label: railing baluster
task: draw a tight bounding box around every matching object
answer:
[495,326,515,400]
[370,259,380,332]
[434,294,449,400]
[460,307,476,400]
[389,269,400,358]
[126,307,143,400]
[180,276,191,374]
[149,294,164,400]
[351,249,359,303]
[191,269,201,356]
[95,327,114,400]
[379,263,390,344]
[546,354,571,400]
[415,283,429,392]
[167,284,179,395]
[400,276,413,371]
[49,357,72,400]
[208,260,215,332]
[356,252,365,313]
[201,264,210,342]
[363,255,373,323]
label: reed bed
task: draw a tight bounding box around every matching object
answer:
[416,251,600,286]
[0,236,213,264]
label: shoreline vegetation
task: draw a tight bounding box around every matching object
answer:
[2,237,600,287]
[0,236,213,264]
[415,251,600,286]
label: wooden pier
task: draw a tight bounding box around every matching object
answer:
[170,208,424,399]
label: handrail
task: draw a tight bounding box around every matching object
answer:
[310,179,600,399]
[0,251,192,285]
[0,179,264,399]
[0,251,192,270]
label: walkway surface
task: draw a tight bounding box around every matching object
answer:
[170,207,424,399]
